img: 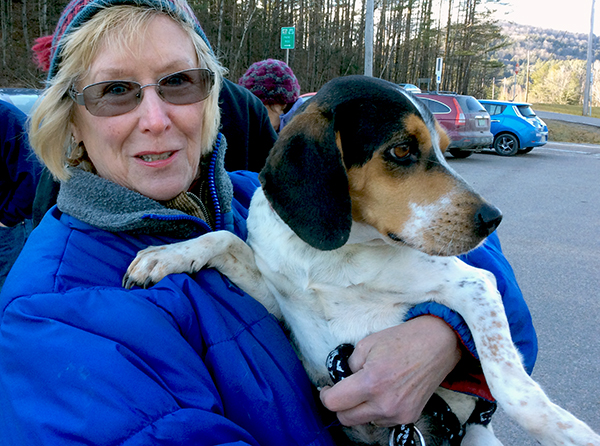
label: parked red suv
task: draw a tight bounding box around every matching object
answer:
[415,92,493,158]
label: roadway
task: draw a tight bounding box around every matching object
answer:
[447,142,600,445]
[535,110,600,128]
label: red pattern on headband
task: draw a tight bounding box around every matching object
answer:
[32,35,53,72]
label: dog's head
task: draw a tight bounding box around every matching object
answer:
[260,75,501,255]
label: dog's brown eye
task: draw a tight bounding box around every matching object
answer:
[384,143,417,166]
[393,145,410,159]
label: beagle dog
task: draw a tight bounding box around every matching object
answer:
[125,76,600,446]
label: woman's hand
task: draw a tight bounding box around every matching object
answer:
[319,315,462,427]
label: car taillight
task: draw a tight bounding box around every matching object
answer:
[453,98,466,126]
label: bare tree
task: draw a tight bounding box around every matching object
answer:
[1,0,8,68]
[22,0,30,52]
[1,0,507,97]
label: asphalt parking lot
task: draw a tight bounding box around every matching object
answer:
[448,142,600,445]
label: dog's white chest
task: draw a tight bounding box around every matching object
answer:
[246,189,467,384]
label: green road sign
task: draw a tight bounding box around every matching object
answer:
[280,27,295,50]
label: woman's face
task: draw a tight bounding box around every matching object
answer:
[71,15,206,201]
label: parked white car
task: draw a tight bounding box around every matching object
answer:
[0,88,42,115]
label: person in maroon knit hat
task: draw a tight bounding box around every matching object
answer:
[239,58,310,132]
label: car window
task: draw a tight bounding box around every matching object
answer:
[3,95,38,115]
[458,96,486,112]
[0,89,42,115]
[399,83,421,93]
[516,105,536,117]
[418,98,451,114]
[483,103,505,116]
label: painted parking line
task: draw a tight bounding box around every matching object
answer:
[546,141,600,150]
[538,142,600,155]
[539,147,593,154]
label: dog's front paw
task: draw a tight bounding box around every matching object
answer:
[123,243,201,289]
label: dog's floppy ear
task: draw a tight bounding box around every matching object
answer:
[260,105,352,251]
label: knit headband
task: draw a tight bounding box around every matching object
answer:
[32,0,211,80]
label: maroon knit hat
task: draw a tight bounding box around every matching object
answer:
[238,59,300,105]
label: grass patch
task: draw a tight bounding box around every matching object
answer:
[545,119,600,144]
[528,103,600,144]
[532,103,600,119]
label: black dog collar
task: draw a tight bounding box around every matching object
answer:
[326,344,496,446]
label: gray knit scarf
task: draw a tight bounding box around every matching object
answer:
[57,135,233,238]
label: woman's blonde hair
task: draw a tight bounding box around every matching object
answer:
[29,2,224,182]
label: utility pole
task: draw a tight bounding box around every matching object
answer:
[513,62,519,101]
[364,0,373,76]
[525,51,530,103]
[583,0,595,116]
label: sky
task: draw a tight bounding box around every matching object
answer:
[489,0,599,35]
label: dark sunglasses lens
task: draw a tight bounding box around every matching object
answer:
[83,81,140,117]
[159,69,214,105]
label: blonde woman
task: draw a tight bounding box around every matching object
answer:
[0,0,537,444]
[0,0,338,443]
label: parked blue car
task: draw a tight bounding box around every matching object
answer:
[478,99,548,156]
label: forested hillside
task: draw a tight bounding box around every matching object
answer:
[493,22,600,78]
[487,22,600,106]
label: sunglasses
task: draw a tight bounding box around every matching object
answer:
[69,68,214,117]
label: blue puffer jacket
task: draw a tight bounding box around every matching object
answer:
[0,138,537,445]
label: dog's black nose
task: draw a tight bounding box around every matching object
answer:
[475,203,503,237]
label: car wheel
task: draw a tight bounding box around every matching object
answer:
[493,134,519,156]
[518,147,534,154]
[448,148,473,158]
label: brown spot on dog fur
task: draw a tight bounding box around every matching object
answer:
[278,101,328,142]
[435,121,451,151]
[403,114,433,152]
[400,113,449,152]
[347,149,482,255]
[335,131,343,154]
[349,161,458,220]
